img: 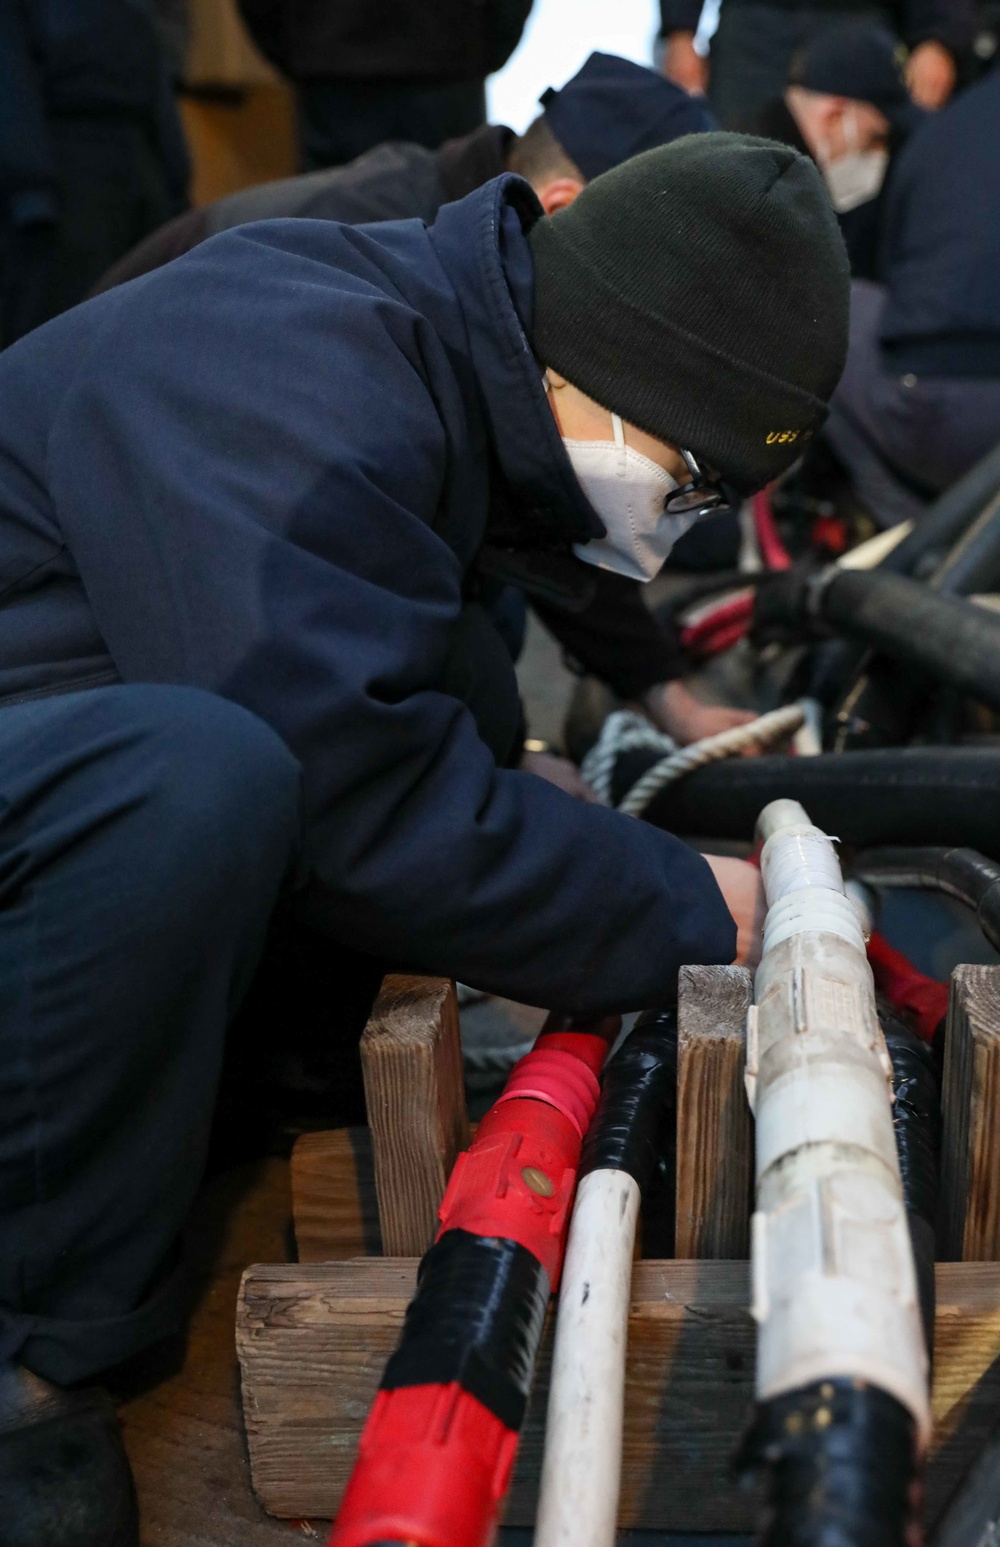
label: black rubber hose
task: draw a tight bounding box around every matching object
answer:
[881,1004,941,1355]
[880,439,1000,581]
[579,1008,677,1193]
[741,1379,919,1547]
[818,568,1000,712]
[852,847,1000,953]
[612,745,1000,858]
[931,484,1000,596]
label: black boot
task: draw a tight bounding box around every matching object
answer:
[0,1363,138,1547]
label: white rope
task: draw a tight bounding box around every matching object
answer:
[580,703,806,818]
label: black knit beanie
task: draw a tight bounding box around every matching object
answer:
[528,133,850,492]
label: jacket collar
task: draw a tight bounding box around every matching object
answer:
[437,123,514,203]
[428,174,603,554]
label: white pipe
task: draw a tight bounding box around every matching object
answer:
[533,1168,640,1547]
[748,798,932,1446]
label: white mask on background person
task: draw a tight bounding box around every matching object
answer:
[563,413,693,583]
[818,105,889,214]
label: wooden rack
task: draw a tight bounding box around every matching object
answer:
[237,964,1000,1533]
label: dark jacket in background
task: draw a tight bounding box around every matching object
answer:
[878,67,1000,376]
[0,175,734,1009]
[0,0,189,344]
[0,0,189,221]
[238,0,533,81]
[659,0,972,58]
[94,123,685,703]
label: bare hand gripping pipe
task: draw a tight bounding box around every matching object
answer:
[742,799,932,1546]
[534,1010,677,1547]
[327,1012,619,1547]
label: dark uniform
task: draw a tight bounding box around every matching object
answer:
[0,176,735,1386]
[238,0,533,169]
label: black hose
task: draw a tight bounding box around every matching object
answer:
[742,1379,919,1547]
[580,1008,679,1256]
[612,745,1000,858]
[852,847,1000,953]
[880,439,1000,581]
[881,1004,941,1355]
[818,568,1000,712]
[579,1008,677,1192]
[931,485,1000,596]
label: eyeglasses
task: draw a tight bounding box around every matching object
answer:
[665,448,732,520]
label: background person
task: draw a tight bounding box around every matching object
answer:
[0,0,189,348]
[823,63,1000,526]
[237,0,533,171]
[742,22,924,277]
[660,0,972,123]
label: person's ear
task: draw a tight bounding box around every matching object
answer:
[535,177,586,216]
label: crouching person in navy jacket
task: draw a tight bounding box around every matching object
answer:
[0,135,848,1544]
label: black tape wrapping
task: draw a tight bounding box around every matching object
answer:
[380,1229,550,1431]
[881,1000,942,1353]
[579,1008,678,1191]
[739,1378,920,1547]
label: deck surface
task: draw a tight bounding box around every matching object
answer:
[120,1158,313,1546]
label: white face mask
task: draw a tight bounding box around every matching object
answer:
[564,413,693,583]
[818,106,889,214]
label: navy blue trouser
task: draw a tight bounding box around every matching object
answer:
[0,685,302,1385]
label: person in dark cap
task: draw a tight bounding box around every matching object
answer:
[660,0,972,125]
[741,22,925,277]
[96,53,717,288]
[824,65,1000,527]
[0,133,847,1541]
[96,53,737,778]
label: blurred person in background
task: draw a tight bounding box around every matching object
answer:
[823,64,1000,526]
[0,0,190,348]
[660,0,972,122]
[741,23,924,277]
[97,54,747,779]
[238,0,533,170]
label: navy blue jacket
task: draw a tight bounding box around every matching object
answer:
[879,68,1000,377]
[0,0,189,225]
[0,176,735,1011]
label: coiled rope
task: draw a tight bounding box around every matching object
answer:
[581,703,806,817]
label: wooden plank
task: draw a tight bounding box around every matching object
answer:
[675,964,753,1258]
[360,975,469,1257]
[291,1128,381,1262]
[237,1258,1000,1532]
[940,965,1000,1260]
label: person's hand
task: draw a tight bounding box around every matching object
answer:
[701,854,766,970]
[662,31,709,94]
[906,40,956,109]
[520,748,599,802]
[642,680,757,747]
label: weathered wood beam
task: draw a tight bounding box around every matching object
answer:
[360,974,469,1256]
[675,964,753,1258]
[237,1258,1000,1531]
[940,964,1000,1260]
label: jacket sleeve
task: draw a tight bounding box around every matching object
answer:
[0,0,57,221]
[41,225,736,1014]
[658,0,705,35]
[532,568,683,700]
